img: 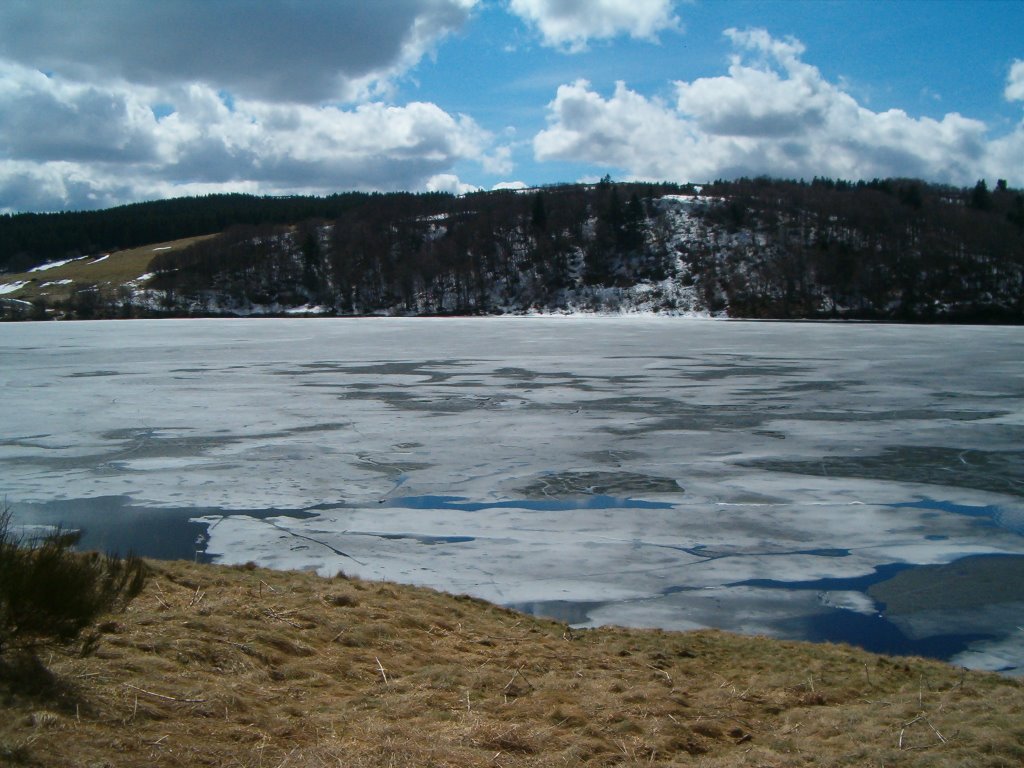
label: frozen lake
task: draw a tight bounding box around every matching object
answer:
[2,317,1023,674]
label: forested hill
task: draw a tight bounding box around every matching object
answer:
[2,177,1023,322]
[0,192,406,274]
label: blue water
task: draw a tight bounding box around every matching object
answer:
[727,560,1003,662]
[785,609,994,660]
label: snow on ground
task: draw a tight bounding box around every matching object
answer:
[1,317,1022,672]
[27,256,88,272]
[0,281,28,294]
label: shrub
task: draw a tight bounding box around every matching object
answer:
[0,508,147,658]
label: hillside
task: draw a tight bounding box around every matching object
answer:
[2,178,1023,322]
[1,559,1021,767]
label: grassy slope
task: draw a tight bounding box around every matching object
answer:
[0,235,214,305]
[1,560,1021,767]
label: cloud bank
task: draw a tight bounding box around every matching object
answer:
[0,0,493,212]
[535,29,1024,186]
[0,61,491,212]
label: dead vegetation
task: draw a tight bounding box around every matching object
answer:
[1,559,1021,767]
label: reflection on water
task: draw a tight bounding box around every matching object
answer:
[507,599,609,624]
[786,609,993,660]
[730,562,916,593]
[8,496,314,562]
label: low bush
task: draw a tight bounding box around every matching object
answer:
[0,508,147,659]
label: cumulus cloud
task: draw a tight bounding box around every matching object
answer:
[534,80,698,177]
[0,0,478,103]
[1007,59,1024,102]
[492,181,529,190]
[0,62,491,212]
[508,0,679,52]
[534,28,1023,185]
[425,174,482,195]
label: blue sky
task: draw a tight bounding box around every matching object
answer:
[1,0,1022,212]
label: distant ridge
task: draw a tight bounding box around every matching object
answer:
[2,178,1022,323]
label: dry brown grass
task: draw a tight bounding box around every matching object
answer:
[1,559,1021,767]
[3,235,215,304]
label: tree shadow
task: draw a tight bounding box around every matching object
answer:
[0,652,92,716]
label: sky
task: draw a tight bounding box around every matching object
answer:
[1,0,1022,213]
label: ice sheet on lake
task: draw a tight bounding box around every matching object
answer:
[1,317,1023,672]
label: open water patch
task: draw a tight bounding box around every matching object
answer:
[8,496,315,562]
[732,555,1024,667]
[506,599,609,624]
[781,608,994,660]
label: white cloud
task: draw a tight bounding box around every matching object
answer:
[425,174,482,195]
[534,28,1024,185]
[0,0,478,104]
[492,180,529,190]
[534,80,699,178]
[508,0,679,52]
[0,63,493,211]
[480,144,516,175]
[676,29,834,138]
[1007,59,1024,102]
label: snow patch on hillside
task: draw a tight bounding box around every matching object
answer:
[28,256,88,272]
[0,281,28,295]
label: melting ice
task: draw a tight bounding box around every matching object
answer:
[1,317,1022,674]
